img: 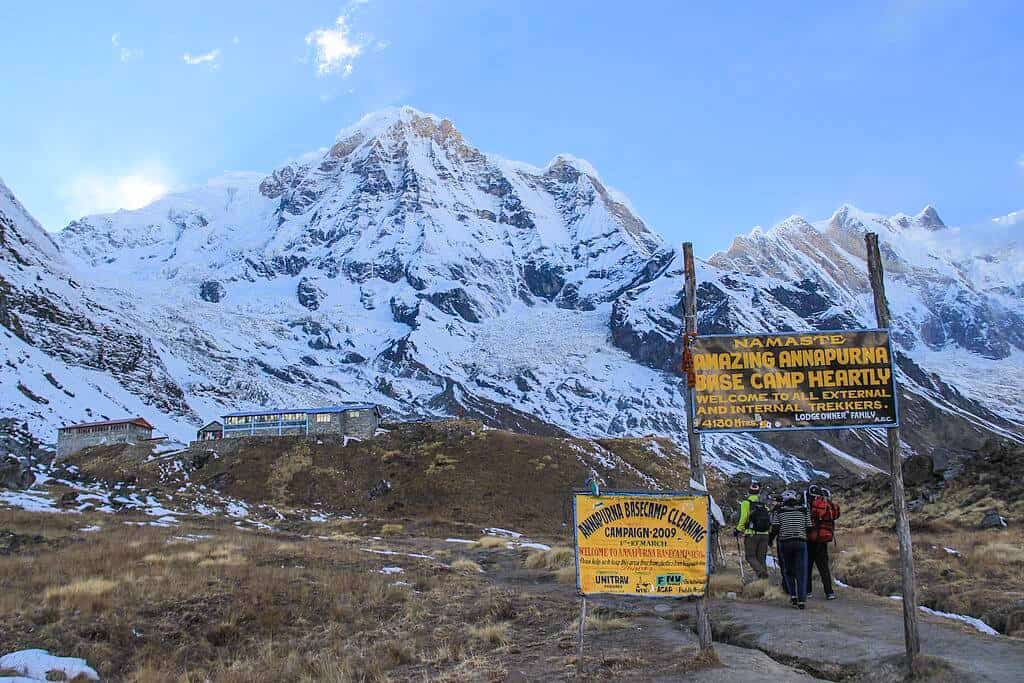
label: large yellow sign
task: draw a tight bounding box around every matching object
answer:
[691,329,898,432]
[573,492,709,597]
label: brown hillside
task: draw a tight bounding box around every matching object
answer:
[70,420,719,536]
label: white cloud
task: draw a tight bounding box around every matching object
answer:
[306,15,364,77]
[111,33,143,62]
[183,49,222,68]
[63,168,172,218]
[992,210,1024,227]
[232,35,240,45]
[374,40,390,51]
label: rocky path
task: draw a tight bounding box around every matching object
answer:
[477,544,1024,681]
[711,590,1024,682]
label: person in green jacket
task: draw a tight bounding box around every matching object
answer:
[734,482,771,579]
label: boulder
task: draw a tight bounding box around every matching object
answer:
[902,454,936,486]
[368,479,391,500]
[1006,610,1024,635]
[979,508,1008,530]
[297,278,325,311]
[0,455,35,490]
[199,280,226,303]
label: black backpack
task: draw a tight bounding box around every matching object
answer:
[748,500,771,533]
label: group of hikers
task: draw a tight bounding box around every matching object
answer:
[733,481,841,609]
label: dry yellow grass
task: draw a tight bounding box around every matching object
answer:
[554,566,577,584]
[142,550,203,563]
[585,613,632,631]
[709,571,744,598]
[450,558,483,573]
[970,542,1024,566]
[741,578,786,601]
[524,546,573,570]
[476,535,508,549]
[467,622,511,646]
[381,523,405,536]
[44,577,118,612]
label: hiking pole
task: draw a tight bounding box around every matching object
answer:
[717,534,727,568]
[735,535,746,581]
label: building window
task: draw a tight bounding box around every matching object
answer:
[315,413,331,423]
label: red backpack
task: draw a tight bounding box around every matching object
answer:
[808,497,840,543]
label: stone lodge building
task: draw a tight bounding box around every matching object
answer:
[221,405,381,439]
[56,417,155,460]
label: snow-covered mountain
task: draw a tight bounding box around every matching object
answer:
[3,107,1022,478]
[0,177,196,442]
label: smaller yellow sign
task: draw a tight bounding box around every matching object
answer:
[573,492,709,597]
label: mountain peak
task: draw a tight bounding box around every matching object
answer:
[916,205,945,230]
[335,106,457,143]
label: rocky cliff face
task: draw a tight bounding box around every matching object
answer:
[2,108,1021,478]
[0,178,197,442]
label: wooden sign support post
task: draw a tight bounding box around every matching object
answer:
[682,242,713,651]
[865,232,921,673]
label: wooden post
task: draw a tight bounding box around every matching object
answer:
[576,595,587,679]
[682,243,714,651]
[865,232,921,672]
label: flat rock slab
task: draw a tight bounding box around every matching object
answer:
[712,592,1024,682]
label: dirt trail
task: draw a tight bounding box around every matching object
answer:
[712,590,1024,682]
[472,542,1024,682]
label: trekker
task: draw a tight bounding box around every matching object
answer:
[806,484,840,600]
[770,489,811,608]
[734,482,771,579]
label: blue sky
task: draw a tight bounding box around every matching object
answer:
[2,0,1021,255]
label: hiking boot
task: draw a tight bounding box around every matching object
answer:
[826,593,837,600]
[798,602,806,609]
[790,597,798,607]
[806,592,813,599]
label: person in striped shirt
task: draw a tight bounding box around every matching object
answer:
[769,489,812,609]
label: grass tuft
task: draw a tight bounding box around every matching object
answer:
[44,577,118,612]
[467,622,511,646]
[475,535,508,549]
[524,546,573,570]
[450,558,483,573]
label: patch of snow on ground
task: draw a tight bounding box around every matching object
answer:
[445,538,476,544]
[224,501,249,518]
[483,527,522,538]
[817,440,886,475]
[944,547,962,557]
[362,548,435,560]
[79,525,102,533]
[515,542,551,551]
[379,566,404,575]
[0,490,63,513]
[919,606,999,636]
[0,649,98,681]
[887,596,998,635]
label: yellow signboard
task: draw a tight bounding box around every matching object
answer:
[573,492,709,597]
[690,329,898,432]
